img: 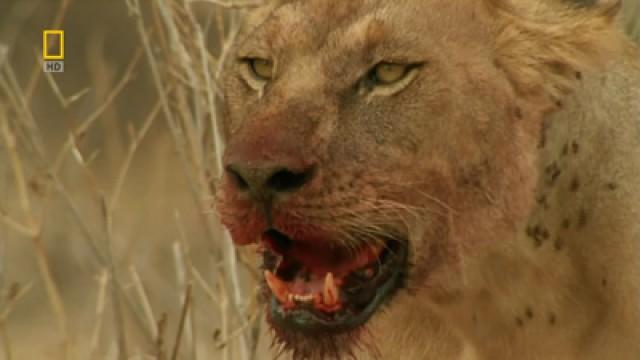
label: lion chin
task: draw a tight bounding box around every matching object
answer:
[267,314,369,360]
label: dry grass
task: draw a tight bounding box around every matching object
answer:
[0,0,266,359]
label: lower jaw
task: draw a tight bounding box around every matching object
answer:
[267,263,405,335]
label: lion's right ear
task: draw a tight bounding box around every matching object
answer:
[486,0,626,113]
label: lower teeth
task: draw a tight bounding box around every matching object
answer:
[293,294,314,302]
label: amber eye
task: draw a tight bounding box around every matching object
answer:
[247,58,274,80]
[370,62,410,85]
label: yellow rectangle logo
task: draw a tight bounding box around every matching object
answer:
[43,30,64,60]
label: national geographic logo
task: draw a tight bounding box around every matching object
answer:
[42,30,64,73]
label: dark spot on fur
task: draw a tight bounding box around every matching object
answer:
[536,194,549,209]
[554,238,564,251]
[562,143,569,156]
[606,182,618,190]
[516,317,524,327]
[526,225,535,238]
[549,313,557,325]
[602,278,607,287]
[578,208,588,228]
[544,163,555,174]
[555,100,563,108]
[534,237,543,248]
[571,141,580,154]
[551,169,562,183]
[525,307,534,319]
[533,224,542,237]
[529,225,549,247]
[538,120,551,149]
[545,162,562,186]
[562,218,571,229]
[514,106,523,119]
[570,177,580,192]
[575,71,582,80]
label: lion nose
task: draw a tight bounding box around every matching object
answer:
[225,164,315,198]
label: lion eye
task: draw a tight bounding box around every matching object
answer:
[247,58,274,80]
[370,62,410,85]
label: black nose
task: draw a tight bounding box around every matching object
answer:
[225,164,315,197]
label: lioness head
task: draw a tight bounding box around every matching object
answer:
[216,0,623,358]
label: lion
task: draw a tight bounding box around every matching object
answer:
[215,0,640,358]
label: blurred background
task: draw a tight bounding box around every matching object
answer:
[0,0,263,359]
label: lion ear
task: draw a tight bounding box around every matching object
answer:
[488,0,625,113]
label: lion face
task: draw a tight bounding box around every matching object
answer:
[216,0,621,358]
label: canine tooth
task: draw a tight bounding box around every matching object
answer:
[323,272,338,306]
[264,270,288,303]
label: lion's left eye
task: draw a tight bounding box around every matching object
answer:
[369,62,411,85]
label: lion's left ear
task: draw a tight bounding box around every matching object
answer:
[488,0,626,113]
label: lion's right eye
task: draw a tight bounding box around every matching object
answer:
[246,58,274,81]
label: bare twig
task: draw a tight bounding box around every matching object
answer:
[0,210,37,238]
[109,100,161,211]
[156,313,169,360]
[174,213,198,360]
[52,49,143,173]
[0,98,75,360]
[130,267,158,339]
[171,283,193,360]
[89,270,109,358]
[101,196,129,360]
[42,67,91,108]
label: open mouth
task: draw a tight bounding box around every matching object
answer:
[260,229,408,334]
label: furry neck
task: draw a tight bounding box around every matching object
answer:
[424,58,640,359]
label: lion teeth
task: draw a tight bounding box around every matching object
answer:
[323,272,338,306]
[264,270,289,304]
[293,294,314,302]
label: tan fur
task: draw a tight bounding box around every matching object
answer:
[217,0,640,358]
